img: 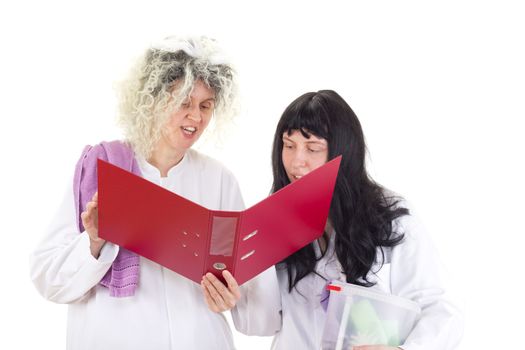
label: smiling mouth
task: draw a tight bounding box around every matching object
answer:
[182,126,197,135]
[292,174,303,180]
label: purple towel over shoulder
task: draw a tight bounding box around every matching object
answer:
[73,140,142,297]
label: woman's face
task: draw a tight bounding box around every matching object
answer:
[282,130,329,183]
[160,80,215,154]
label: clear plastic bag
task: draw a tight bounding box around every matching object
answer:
[321,280,421,350]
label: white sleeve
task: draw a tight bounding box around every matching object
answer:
[391,209,464,350]
[231,266,282,336]
[29,183,119,304]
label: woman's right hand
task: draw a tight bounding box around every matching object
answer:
[201,271,241,313]
[80,192,106,258]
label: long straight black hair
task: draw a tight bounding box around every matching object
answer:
[271,90,409,292]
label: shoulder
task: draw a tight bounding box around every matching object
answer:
[76,140,136,171]
[381,188,407,209]
[384,193,432,248]
[374,192,437,275]
[78,140,128,159]
[377,189,425,242]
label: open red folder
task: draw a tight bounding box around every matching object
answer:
[98,156,341,285]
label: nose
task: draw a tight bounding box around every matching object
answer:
[187,105,202,123]
[290,150,307,169]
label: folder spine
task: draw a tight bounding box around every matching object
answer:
[204,211,242,283]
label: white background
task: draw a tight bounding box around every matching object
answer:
[1,0,524,349]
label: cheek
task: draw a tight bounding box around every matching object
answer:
[167,110,185,126]
[313,160,325,171]
[281,150,292,173]
[311,153,329,171]
[202,115,213,130]
[165,119,177,131]
[163,119,179,137]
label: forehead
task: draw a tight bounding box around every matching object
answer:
[282,130,327,143]
[189,80,216,100]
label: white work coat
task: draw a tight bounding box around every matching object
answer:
[30,149,280,350]
[271,202,463,350]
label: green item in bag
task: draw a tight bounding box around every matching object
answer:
[348,298,400,346]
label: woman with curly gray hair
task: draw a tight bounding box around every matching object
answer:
[30,36,280,350]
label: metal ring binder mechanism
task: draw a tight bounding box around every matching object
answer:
[212,263,226,270]
[98,156,341,285]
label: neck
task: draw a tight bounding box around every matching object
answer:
[318,220,334,254]
[325,220,333,235]
[148,144,185,177]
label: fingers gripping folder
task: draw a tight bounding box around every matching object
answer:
[98,156,341,285]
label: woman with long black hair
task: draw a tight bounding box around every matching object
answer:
[269,90,463,350]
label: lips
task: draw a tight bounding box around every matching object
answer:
[181,126,197,135]
[289,173,304,182]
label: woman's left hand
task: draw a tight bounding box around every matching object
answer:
[201,270,241,313]
[352,346,402,350]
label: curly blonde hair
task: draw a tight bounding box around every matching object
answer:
[117,36,239,159]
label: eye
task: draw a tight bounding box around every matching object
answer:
[308,145,326,153]
[200,102,214,111]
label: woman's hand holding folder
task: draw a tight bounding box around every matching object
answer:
[81,192,106,259]
[201,270,241,312]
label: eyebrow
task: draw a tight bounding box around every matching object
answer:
[186,96,216,103]
[282,136,327,145]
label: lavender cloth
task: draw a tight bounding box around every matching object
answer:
[73,140,142,297]
[320,280,332,312]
